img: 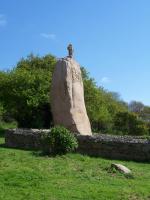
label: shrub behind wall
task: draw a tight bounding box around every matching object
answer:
[113,111,149,135]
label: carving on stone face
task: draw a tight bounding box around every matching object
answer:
[67,44,73,58]
[72,68,81,82]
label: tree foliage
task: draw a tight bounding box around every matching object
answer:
[113,111,149,135]
[81,67,128,132]
[0,54,149,135]
[0,54,56,128]
[128,101,144,114]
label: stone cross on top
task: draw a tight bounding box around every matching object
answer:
[67,43,74,58]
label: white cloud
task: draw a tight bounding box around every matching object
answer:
[101,77,110,84]
[0,14,7,26]
[40,33,56,40]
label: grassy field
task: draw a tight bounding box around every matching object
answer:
[0,125,150,200]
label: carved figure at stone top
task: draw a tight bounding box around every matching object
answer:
[67,43,73,58]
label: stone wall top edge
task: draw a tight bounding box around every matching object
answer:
[6,129,150,144]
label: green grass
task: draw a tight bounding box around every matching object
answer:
[0,125,150,200]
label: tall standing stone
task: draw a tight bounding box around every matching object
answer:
[51,45,92,135]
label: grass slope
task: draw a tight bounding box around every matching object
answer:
[0,126,150,200]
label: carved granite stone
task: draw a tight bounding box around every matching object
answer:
[51,48,92,135]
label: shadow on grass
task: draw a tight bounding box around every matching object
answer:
[0,128,5,138]
[31,150,150,164]
[31,151,69,158]
[0,127,5,148]
[32,151,51,157]
[0,143,6,148]
[78,153,150,164]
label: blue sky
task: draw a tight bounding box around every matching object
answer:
[0,0,150,105]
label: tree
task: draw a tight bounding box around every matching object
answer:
[139,106,150,122]
[81,68,128,132]
[128,101,144,114]
[0,54,56,128]
[113,111,149,135]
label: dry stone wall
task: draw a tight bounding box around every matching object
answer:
[5,129,150,161]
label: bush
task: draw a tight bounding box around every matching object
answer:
[42,126,78,155]
[113,111,149,135]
